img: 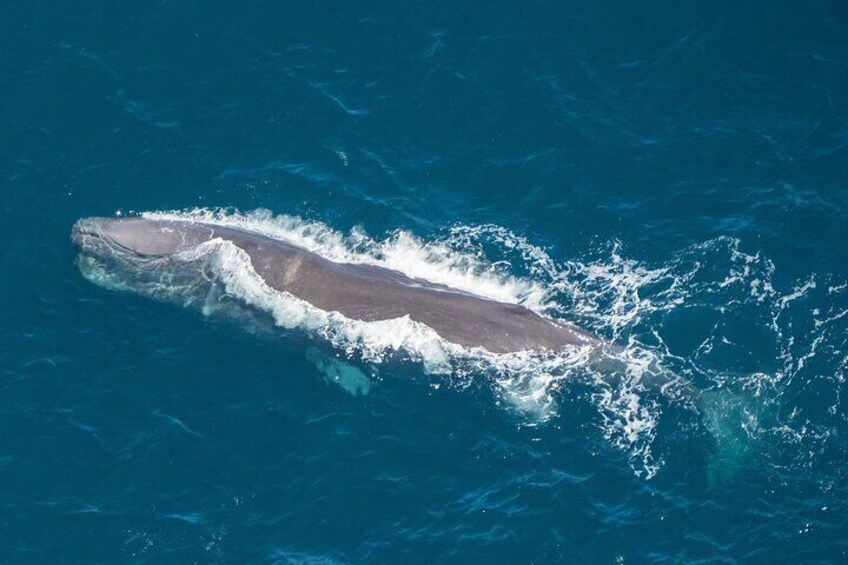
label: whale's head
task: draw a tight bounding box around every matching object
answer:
[71,216,223,297]
[72,217,215,258]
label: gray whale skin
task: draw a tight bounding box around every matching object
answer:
[72,217,597,354]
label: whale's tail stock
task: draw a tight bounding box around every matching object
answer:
[697,376,781,486]
[587,348,780,485]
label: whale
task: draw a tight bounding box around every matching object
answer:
[71,216,771,480]
[71,216,598,354]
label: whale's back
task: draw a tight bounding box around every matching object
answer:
[73,217,597,354]
[216,224,595,353]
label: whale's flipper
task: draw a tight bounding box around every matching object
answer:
[306,347,373,396]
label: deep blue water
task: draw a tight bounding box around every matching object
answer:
[3,1,848,562]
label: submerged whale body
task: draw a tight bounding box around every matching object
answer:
[71,216,597,354]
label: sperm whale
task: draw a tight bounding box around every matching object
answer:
[71,216,597,354]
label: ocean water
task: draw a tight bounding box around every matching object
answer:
[2,1,847,562]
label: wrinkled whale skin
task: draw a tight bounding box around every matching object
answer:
[72,217,597,353]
